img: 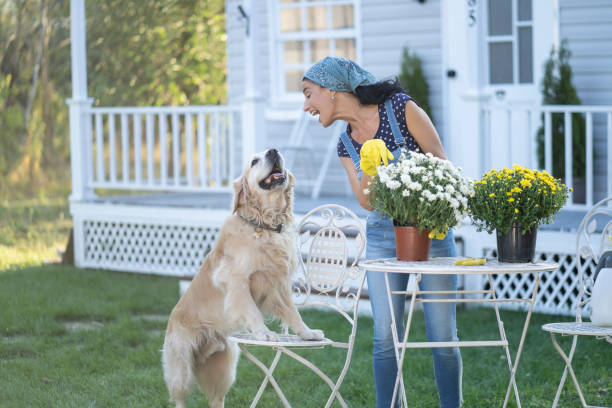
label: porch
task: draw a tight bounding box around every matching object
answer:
[68,101,612,319]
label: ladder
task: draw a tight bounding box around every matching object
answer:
[282,112,349,199]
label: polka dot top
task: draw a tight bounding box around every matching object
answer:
[337,93,420,158]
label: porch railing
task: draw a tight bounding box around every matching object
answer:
[481,104,612,210]
[83,105,241,193]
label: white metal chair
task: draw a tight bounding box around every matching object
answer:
[230,204,367,408]
[542,196,612,407]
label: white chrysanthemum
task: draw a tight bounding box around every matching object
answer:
[369,147,473,234]
[386,180,401,190]
[400,173,412,186]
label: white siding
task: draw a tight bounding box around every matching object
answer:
[560,0,612,202]
[560,0,612,106]
[226,0,273,104]
[361,0,444,136]
[226,1,245,105]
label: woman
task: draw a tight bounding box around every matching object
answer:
[302,56,462,408]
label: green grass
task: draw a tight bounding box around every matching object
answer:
[0,198,71,269]
[1,265,610,407]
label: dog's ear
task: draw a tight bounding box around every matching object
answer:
[232,176,249,213]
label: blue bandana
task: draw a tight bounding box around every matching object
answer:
[304,57,377,93]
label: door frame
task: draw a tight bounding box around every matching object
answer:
[441,0,558,179]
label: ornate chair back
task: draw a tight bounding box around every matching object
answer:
[292,204,367,343]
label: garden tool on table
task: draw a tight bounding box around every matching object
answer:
[360,139,394,177]
[454,257,486,266]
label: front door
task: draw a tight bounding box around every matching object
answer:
[443,0,555,176]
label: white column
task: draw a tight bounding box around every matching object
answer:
[68,0,95,202]
[442,0,490,181]
[67,97,94,202]
[240,0,266,166]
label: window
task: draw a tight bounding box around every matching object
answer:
[485,0,533,85]
[271,0,359,100]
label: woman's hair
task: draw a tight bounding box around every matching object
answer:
[354,78,405,105]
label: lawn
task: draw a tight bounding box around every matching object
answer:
[0,198,71,270]
[1,265,610,407]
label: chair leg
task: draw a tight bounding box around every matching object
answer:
[279,347,348,408]
[239,346,291,408]
[549,333,589,408]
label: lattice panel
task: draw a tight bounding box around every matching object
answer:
[83,220,219,277]
[482,248,596,316]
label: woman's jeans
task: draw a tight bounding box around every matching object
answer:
[366,211,462,408]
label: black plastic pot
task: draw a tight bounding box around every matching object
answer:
[496,224,537,263]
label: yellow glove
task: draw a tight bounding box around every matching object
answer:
[360,139,394,177]
[454,257,486,266]
[428,228,448,240]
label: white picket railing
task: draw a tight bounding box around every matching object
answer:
[83,105,241,192]
[481,104,612,210]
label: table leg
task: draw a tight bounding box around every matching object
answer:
[486,274,517,407]
[549,333,588,408]
[388,271,410,408]
[486,273,529,408]
[499,271,541,407]
[394,273,422,408]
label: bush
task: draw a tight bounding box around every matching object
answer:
[536,40,585,180]
[398,47,433,121]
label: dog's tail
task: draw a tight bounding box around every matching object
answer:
[162,327,198,405]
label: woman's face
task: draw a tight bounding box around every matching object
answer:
[302,79,335,127]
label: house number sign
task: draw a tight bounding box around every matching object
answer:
[468,0,477,27]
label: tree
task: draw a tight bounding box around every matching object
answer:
[0,0,227,199]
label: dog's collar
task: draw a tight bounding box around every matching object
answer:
[238,214,283,233]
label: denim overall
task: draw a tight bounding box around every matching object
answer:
[340,99,462,408]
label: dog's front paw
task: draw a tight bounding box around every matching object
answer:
[299,328,325,341]
[252,329,279,342]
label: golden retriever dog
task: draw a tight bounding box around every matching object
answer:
[162,148,324,408]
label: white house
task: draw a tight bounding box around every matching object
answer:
[68,0,612,316]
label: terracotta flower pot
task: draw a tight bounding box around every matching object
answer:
[496,224,537,263]
[394,226,431,261]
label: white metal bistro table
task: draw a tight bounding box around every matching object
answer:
[358,257,558,408]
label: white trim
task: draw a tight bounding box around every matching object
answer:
[70,202,229,226]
